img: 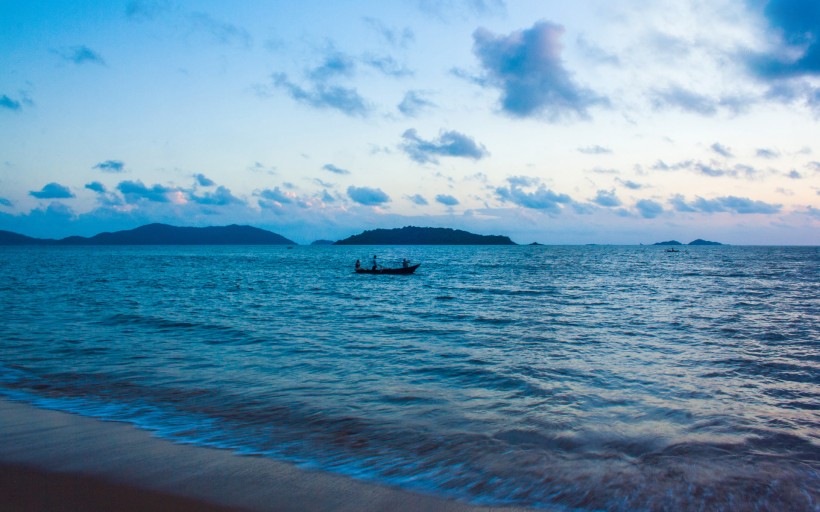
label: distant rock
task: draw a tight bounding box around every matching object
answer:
[688,239,723,246]
[529,242,543,246]
[653,240,683,246]
[0,224,296,245]
[310,240,335,246]
[334,226,516,245]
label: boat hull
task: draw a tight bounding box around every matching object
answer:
[355,264,420,275]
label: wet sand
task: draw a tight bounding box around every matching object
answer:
[0,399,536,512]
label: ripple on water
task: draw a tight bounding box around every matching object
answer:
[0,245,818,511]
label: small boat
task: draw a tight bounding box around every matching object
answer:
[355,264,420,275]
[665,248,680,253]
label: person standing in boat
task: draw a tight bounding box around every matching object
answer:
[372,255,378,270]
[402,258,409,268]
[355,259,361,270]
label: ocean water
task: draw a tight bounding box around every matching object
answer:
[0,245,818,511]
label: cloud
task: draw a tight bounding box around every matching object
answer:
[322,163,351,175]
[56,45,106,65]
[695,162,762,179]
[745,0,820,79]
[652,159,762,179]
[741,1,820,109]
[651,84,753,116]
[30,183,75,199]
[271,73,370,117]
[363,18,414,48]
[435,194,459,206]
[93,160,125,173]
[0,197,12,207]
[756,148,780,159]
[125,0,169,21]
[0,95,22,111]
[258,186,295,205]
[400,128,488,164]
[189,12,252,47]
[617,179,643,190]
[472,21,607,120]
[364,55,412,78]
[347,186,390,206]
[592,189,621,207]
[407,194,428,205]
[669,194,698,212]
[398,90,435,116]
[85,182,106,193]
[672,195,782,214]
[576,35,620,65]
[495,177,572,213]
[711,142,733,158]
[195,173,215,186]
[190,186,243,206]
[577,145,612,155]
[787,170,802,179]
[588,167,620,175]
[416,0,507,21]
[650,85,718,115]
[635,199,663,218]
[116,180,176,203]
[309,51,357,81]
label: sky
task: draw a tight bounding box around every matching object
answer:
[1,0,819,245]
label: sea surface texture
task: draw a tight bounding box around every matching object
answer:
[1,245,818,511]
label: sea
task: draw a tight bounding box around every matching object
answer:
[0,245,818,511]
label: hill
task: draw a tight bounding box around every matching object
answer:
[652,239,724,246]
[0,224,295,245]
[0,230,53,245]
[334,226,516,245]
[688,239,722,246]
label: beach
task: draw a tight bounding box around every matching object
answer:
[0,399,534,512]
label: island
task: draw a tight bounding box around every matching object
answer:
[334,226,516,245]
[688,239,722,246]
[653,240,683,246]
[0,224,295,245]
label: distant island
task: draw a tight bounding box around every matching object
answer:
[334,226,516,245]
[653,239,723,246]
[0,224,295,245]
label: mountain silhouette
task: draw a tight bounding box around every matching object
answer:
[0,224,295,245]
[334,226,516,245]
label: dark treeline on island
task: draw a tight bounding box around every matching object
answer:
[0,224,295,246]
[334,226,516,245]
[1,223,726,246]
[653,239,723,246]
[0,224,515,246]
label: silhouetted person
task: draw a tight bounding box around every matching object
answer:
[402,258,409,268]
[355,259,361,270]
[372,255,378,270]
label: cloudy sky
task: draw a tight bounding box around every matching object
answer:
[1,0,818,244]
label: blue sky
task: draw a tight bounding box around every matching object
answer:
[1,0,818,244]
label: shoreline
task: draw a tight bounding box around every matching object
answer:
[0,398,536,512]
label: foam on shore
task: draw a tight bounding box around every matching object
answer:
[0,398,536,512]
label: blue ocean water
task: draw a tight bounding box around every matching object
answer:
[0,245,818,511]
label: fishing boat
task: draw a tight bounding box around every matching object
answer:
[355,264,420,275]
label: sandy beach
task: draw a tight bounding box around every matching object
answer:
[0,398,536,512]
